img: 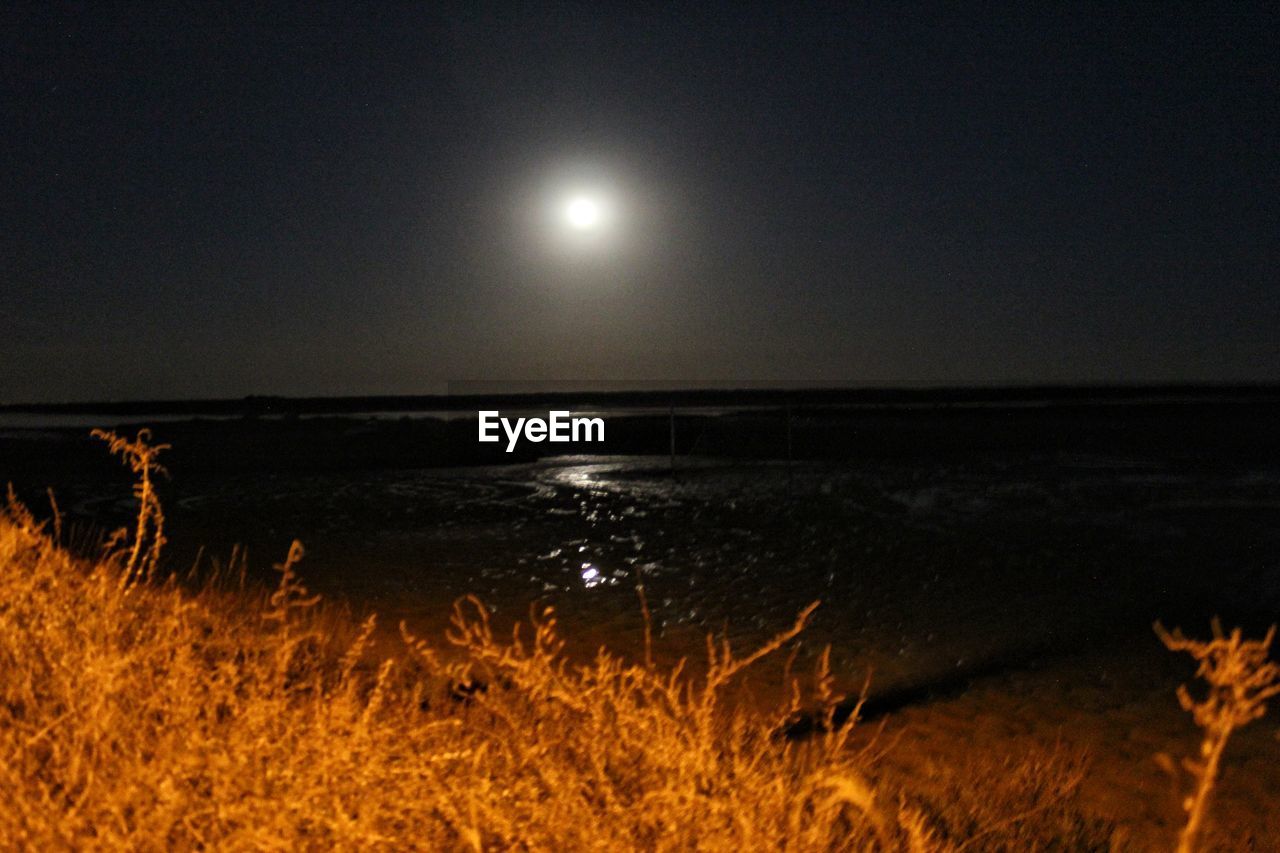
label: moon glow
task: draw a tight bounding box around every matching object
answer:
[565,196,603,230]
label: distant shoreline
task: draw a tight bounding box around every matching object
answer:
[4,382,1278,417]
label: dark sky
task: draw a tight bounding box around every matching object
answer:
[3,3,1278,401]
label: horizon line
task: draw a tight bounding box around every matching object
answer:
[4,381,1279,414]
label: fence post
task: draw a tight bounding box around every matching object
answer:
[669,403,676,473]
[785,401,793,487]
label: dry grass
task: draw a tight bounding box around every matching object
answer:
[0,499,1113,849]
[0,494,893,849]
[1156,619,1280,853]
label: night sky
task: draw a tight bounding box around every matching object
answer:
[3,3,1278,402]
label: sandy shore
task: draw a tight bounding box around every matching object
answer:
[855,630,1280,850]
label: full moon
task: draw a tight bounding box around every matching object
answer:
[565,196,603,230]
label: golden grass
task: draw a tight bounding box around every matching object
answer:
[0,497,900,849]
[0,499,1112,849]
[1156,619,1280,853]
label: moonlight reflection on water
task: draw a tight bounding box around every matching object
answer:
[63,453,1278,693]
